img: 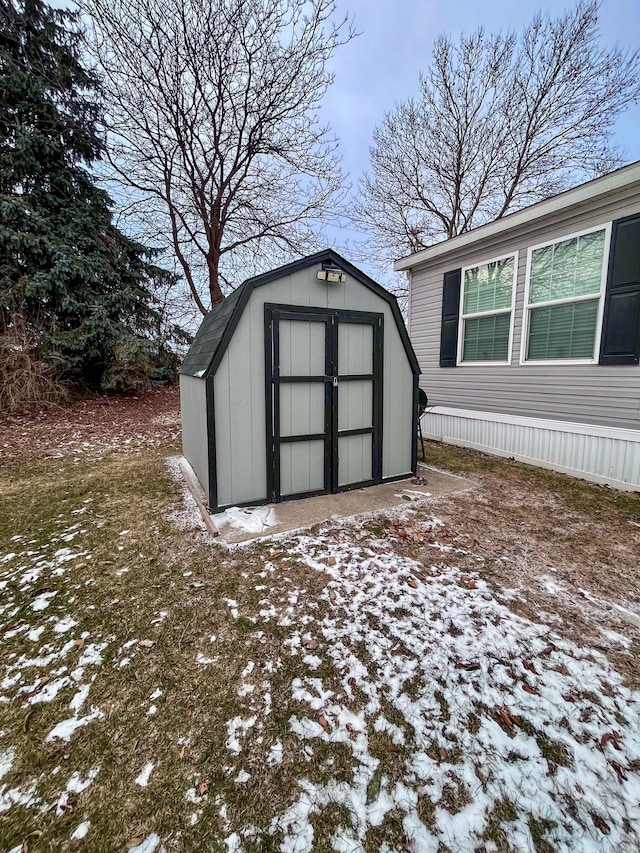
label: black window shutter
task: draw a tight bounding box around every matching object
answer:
[440,269,461,367]
[600,214,640,365]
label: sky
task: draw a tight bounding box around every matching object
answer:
[321,0,640,265]
[56,0,640,288]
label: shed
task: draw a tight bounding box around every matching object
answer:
[179,250,420,512]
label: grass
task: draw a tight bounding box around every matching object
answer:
[422,439,640,518]
[1,432,640,851]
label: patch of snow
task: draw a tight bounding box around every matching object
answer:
[70,821,91,840]
[225,716,257,754]
[0,782,38,813]
[224,833,243,852]
[31,591,57,611]
[235,770,251,784]
[135,762,154,787]
[45,707,104,742]
[53,616,78,634]
[66,766,100,794]
[128,833,164,853]
[69,683,91,714]
[0,747,15,780]
[267,742,283,767]
[216,506,279,534]
[251,522,640,852]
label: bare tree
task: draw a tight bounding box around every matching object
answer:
[356,1,640,269]
[80,0,354,312]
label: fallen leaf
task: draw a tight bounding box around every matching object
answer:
[522,684,539,695]
[610,760,628,783]
[318,715,329,729]
[75,639,85,649]
[455,661,481,671]
[397,529,408,539]
[563,694,577,703]
[75,562,86,569]
[438,748,447,761]
[406,578,418,589]
[591,813,610,835]
[23,710,33,733]
[541,644,556,656]
[197,780,209,796]
[466,580,477,590]
[494,705,515,732]
[600,731,623,751]
[522,660,538,674]
[302,638,318,651]
[139,639,155,648]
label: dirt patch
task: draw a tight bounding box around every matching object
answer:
[0,385,180,464]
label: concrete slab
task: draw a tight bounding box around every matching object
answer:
[212,463,473,545]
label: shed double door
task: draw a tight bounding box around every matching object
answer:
[265,305,383,502]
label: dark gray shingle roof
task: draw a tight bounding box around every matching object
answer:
[179,283,246,377]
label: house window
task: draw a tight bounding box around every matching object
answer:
[459,255,515,363]
[523,227,609,362]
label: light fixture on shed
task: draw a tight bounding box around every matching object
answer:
[317,264,346,283]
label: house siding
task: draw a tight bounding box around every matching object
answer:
[409,188,640,430]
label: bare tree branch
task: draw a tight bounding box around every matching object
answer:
[80,0,355,312]
[354,1,640,272]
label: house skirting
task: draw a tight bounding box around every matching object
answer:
[421,406,640,491]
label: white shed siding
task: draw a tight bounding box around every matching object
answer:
[179,375,209,497]
[215,264,414,507]
[410,188,640,430]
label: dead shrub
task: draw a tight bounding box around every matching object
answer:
[0,316,68,415]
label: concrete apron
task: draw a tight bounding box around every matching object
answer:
[212,463,473,546]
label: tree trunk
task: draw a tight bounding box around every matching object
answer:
[208,250,224,307]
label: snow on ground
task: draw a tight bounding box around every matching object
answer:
[215,505,279,535]
[3,496,640,851]
[220,517,640,852]
[0,512,106,821]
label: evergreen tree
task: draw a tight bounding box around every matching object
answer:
[0,0,180,398]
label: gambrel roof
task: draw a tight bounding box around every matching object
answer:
[180,249,419,378]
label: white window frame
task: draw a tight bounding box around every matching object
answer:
[457,251,518,366]
[519,224,612,366]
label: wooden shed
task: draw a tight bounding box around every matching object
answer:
[179,250,420,512]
